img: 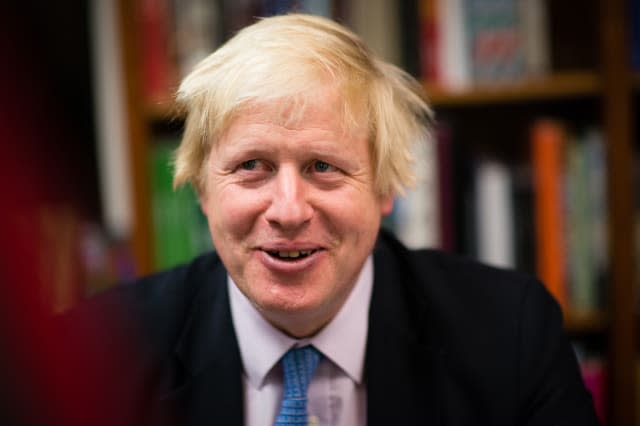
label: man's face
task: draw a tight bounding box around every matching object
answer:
[200,91,393,337]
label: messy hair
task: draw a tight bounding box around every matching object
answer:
[173,13,432,197]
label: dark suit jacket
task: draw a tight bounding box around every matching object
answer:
[60,230,599,426]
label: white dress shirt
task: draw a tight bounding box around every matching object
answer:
[228,256,373,426]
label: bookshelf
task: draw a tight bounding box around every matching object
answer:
[426,71,601,106]
[115,0,637,424]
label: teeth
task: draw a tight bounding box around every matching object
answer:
[271,250,314,259]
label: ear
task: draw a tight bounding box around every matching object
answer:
[379,194,394,216]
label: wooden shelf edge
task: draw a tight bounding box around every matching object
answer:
[564,309,608,334]
[425,71,602,107]
[144,72,603,119]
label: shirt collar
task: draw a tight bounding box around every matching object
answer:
[228,256,373,389]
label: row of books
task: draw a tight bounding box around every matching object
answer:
[137,0,613,102]
[137,0,334,103]
[384,118,608,316]
[418,0,550,89]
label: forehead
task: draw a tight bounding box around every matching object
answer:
[222,89,368,142]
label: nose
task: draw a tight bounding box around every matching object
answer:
[264,166,313,231]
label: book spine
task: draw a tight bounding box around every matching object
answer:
[580,357,608,425]
[392,131,440,249]
[348,0,402,66]
[565,129,607,314]
[436,122,455,251]
[583,129,608,305]
[530,119,567,310]
[173,0,222,78]
[518,0,550,77]
[437,0,471,89]
[138,0,178,102]
[418,0,440,82]
[149,140,212,270]
[466,0,525,84]
[474,158,515,268]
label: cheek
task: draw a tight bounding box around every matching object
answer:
[206,188,265,238]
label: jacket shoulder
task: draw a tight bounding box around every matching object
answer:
[62,251,225,355]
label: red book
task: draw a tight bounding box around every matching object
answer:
[418,0,440,82]
[530,119,568,310]
[138,0,177,103]
[580,358,608,425]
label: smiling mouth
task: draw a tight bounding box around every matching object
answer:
[266,249,318,261]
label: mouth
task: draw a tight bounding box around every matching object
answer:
[265,249,319,261]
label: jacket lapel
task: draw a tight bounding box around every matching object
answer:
[162,258,244,426]
[366,233,444,426]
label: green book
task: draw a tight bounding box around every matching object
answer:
[149,138,212,270]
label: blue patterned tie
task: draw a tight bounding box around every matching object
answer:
[274,346,322,425]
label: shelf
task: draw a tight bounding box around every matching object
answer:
[564,309,608,334]
[425,71,602,107]
[143,72,602,120]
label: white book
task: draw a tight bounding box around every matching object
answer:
[519,0,551,77]
[394,133,440,249]
[174,0,221,78]
[474,159,515,268]
[348,0,402,66]
[437,0,472,90]
[90,0,133,240]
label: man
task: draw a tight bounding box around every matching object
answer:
[65,13,598,426]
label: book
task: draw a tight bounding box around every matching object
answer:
[418,0,440,82]
[149,139,213,270]
[437,0,471,89]
[511,163,535,275]
[518,0,550,77]
[347,0,402,66]
[465,0,525,84]
[565,129,607,314]
[583,129,608,306]
[419,0,472,87]
[565,132,594,313]
[436,122,455,251]
[580,357,608,425]
[392,131,441,249]
[530,119,568,310]
[473,158,515,268]
[138,0,178,103]
[173,0,222,78]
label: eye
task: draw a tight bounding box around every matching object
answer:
[240,159,258,170]
[312,160,336,173]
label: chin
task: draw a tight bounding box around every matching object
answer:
[256,293,334,336]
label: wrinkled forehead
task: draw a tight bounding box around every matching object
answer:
[216,84,370,146]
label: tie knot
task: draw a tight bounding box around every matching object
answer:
[280,345,322,399]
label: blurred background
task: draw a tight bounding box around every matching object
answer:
[0,0,638,425]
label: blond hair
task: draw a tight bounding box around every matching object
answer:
[173,13,432,197]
